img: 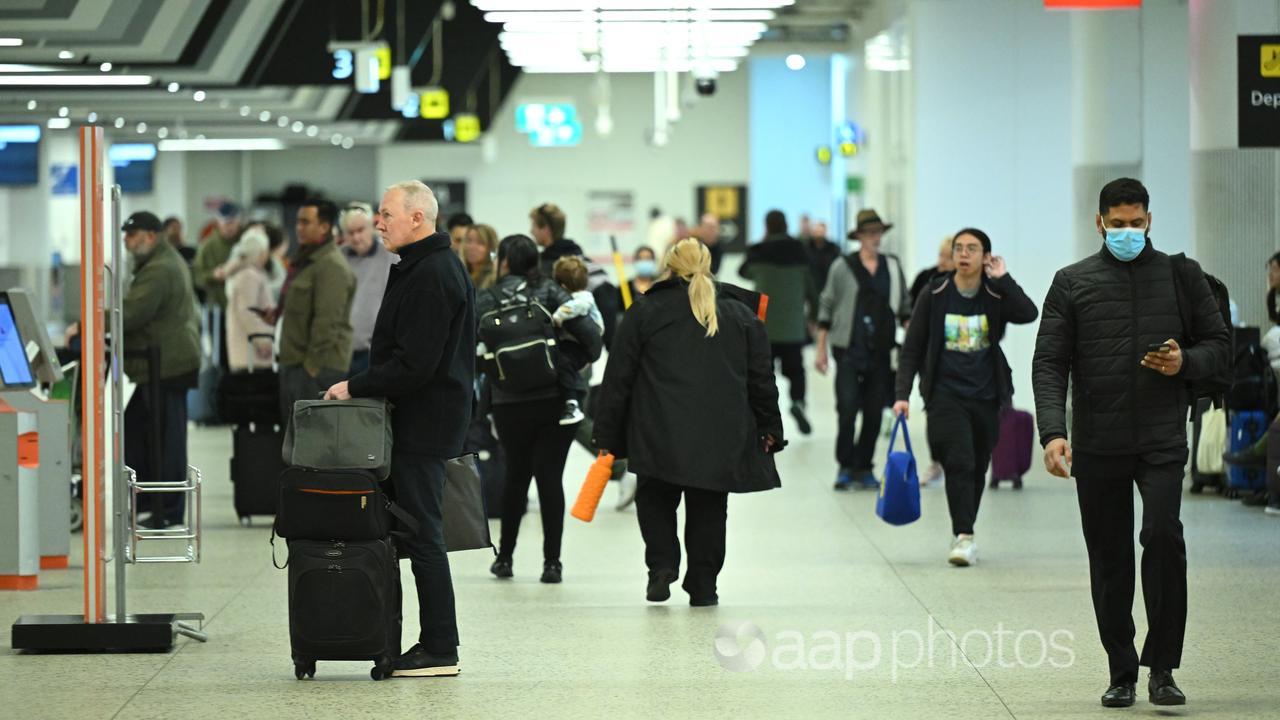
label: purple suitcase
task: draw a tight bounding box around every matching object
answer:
[990,407,1034,489]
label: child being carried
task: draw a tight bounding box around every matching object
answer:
[551,256,604,425]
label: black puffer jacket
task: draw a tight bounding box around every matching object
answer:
[1032,241,1229,455]
[475,273,603,406]
[592,279,784,494]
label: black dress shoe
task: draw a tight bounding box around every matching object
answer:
[540,561,562,584]
[1148,670,1186,706]
[646,569,678,602]
[489,558,513,579]
[689,595,719,607]
[1100,683,1136,708]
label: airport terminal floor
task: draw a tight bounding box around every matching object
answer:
[2,361,1279,720]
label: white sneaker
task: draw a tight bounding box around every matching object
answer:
[615,474,637,511]
[1266,505,1280,516]
[948,535,977,567]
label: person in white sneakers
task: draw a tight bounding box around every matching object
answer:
[892,228,1038,567]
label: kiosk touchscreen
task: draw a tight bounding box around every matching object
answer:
[0,292,37,390]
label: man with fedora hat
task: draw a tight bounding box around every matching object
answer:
[120,211,201,527]
[815,209,909,490]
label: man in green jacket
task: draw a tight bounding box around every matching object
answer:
[191,202,243,310]
[278,199,357,422]
[120,211,201,528]
[739,209,819,434]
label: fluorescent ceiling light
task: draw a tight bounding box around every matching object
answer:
[475,1,792,9]
[0,64,58,73]
[46,117,70,129]
[58,50,74,60]
[518,57,738,73]
[0,38,23,47]
[486,9,774,22]
[0,74,153,86]
[159,138,286,152]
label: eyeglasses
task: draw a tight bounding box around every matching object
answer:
[954,245,984,256]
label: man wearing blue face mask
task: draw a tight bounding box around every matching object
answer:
[1032,178,1230,710]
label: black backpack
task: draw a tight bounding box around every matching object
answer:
[1170,253,1233,409]
[477,283,560,394]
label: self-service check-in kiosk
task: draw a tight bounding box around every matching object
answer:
[0,289,71,591]
[11,129,206,651]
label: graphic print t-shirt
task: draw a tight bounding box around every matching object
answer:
[935,283,996,400]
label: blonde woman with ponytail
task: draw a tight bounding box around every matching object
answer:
[593,238,786,607]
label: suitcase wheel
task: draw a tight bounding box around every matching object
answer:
[294,660,316,680]
[239,516,252,527]
[371,664,390,681]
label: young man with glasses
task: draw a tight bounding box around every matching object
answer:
[893,228,1037,566]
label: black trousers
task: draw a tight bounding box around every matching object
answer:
[492,398,577,563]
[389,451,458,653]
[1074,449,1188,685]
[123,385,189,522]
[926,393,999,536]
[635,477,728,600]
[771,342,806,405]
[833,348,890,472]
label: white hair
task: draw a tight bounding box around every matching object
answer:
[340,202,374,232]
[232,226,269,261]
[385,180,439,225]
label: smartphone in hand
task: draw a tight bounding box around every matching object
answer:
[1146,342,1171,353]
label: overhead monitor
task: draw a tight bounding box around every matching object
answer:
[0,125,40,186]
[0,293,37,390]
[108,143,156,193]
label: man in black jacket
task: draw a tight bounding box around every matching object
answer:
[325,180,475,678]
[1032,178,1229,709]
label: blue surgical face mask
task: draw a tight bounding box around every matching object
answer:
[634,258,657,278]
[1103,226,1147,262]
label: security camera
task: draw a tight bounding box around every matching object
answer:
[692,63,719,97]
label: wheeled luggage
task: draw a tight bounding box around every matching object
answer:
[231,422,285,523]
[286,537,401,681]
[990,407,1034,489]
[1227,409,1267,493]
[218,333,279,426]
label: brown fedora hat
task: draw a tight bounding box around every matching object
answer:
[848,209,894,238]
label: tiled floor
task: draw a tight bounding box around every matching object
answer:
[3,361,1278,719]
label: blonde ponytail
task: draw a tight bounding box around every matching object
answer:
[665,238,718,337]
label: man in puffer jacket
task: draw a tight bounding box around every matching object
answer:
[1032,178,1229,710]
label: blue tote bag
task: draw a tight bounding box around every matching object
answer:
[876,415,921,526]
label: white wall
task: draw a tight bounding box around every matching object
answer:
[378,70,750,258]
[910,0,1076,406]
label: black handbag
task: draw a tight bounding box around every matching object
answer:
[443,453,495,553]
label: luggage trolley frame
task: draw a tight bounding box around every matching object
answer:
[11,150,208,652]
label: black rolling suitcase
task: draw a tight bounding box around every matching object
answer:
[231,423,285,523]
[286,537,401,680]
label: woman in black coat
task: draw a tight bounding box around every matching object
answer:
[593,239,785,606]
[479,235,603,584]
